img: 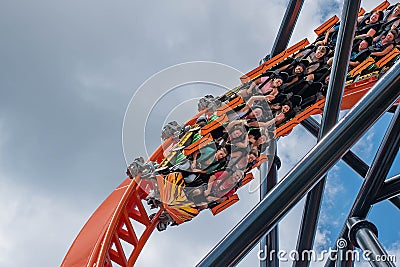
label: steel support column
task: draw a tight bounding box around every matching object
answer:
[337,245,352,267]
[260,157,279,267]
[347,218,396,267]
[260,1,305,266]
[197,61,400,267]
[326,104,400,267]
[294,1,360,266]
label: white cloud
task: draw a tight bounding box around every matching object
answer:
[352,129,376,160]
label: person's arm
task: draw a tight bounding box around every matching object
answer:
[278,63,290,72]
[246,95,266,107]
[191,151,200,169]
[265,94,275,103]
[204,174,217,196]
[285,76,299,87]
[238,80,258,99]
[366,28,377,37]
[348,60,361,67]
[226,120,247,132]
[321,27,335,45]
[295,50,305,58]
[255,88,278,104]
[391,20,400,30]
[248,118,276,128]
[356,28,377,39]
[373,35,382,42]
[248,135,257,144]
[274,112,287,126]
[371,44,394,57]
[247,82,257,95]
[233,134,249,149]
[216,196,228,203]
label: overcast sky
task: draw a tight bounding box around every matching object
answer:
[1,0,399,267]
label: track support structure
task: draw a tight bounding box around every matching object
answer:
[197,59,400,267]
[347,218,396,267]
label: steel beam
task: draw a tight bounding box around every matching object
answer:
[302,117,369,176]
[301,117,400,210]
[294,1,360,266]
[352,106,400,217]
[326,103,400,267]
[373,174,400,203]
[270,0,304,57]
[197,60,400,267]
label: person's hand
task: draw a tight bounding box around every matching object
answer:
[265,95,275,102]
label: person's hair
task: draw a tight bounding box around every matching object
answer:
[377,10,384,21]
[389,29,398,39]
[218,147,228,154]
[249,148,259,157]
[250,105,265,116]
[228,123,245,135]
[296,63,306,71]
[285,109,296,121]
[317,45,327,54]
[363,36,373,46]
[282,100,293,109]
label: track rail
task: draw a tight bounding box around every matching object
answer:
[60,176,162,267]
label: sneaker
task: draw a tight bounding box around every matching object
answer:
[183,174,197,184]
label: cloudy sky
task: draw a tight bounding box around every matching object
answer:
[1,0,399,266]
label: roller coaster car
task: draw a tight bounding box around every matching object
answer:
[152,57,398,230]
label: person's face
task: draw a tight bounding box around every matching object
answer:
[385,32,395,42]
[252,108,263,119]
[359,40,369,51]
[232,170,243,181]
[258,135,267,144]
[315,48,326,59]
[215,150,227,160]
[282,104,291,113]
[231,129,243,139]
[272,78,283,87]
[394,5,400,16]
[370,12,380,23]
[294,65,304,74]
